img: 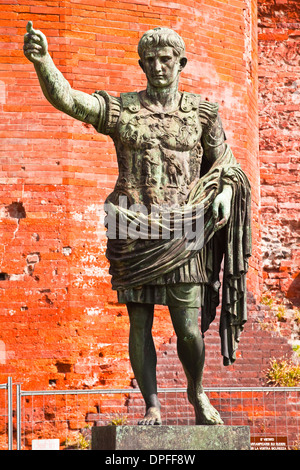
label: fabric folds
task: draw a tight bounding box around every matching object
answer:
[105,144,251,366]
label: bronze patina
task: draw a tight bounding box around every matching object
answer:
[24,23,251,426]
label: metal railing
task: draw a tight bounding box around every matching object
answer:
[0,377,14,450]
[1,378,299,450]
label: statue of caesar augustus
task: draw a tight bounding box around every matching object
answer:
[24,22,251,426]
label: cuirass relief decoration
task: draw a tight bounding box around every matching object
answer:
[114,93,203,208]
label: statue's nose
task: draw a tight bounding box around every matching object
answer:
[153,59,162,73]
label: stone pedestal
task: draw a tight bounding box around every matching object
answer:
[92,425,250,450]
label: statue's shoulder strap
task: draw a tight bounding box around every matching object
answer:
[180,92,220,133]
[120,92,140,113]
[198,100,220,130]
[199,100,227,145]
[180,92,202,112]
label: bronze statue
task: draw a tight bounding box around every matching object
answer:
[24,23,251,426]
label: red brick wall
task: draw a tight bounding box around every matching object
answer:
[0,0,261,396]
[258,0,300,306]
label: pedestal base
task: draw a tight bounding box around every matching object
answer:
[92,425,250,450]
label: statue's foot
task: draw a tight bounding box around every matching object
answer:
[138,406,162,425]
[190,391,224,425]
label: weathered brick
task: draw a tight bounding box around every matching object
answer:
[258,0,300,303]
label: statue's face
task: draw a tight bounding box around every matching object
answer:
[140,46,185,89]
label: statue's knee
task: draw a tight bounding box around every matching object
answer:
[186,331,195,341]
[181,327,200,344]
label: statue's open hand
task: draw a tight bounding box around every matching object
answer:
[212,185,232,231]
[23,21,48,63]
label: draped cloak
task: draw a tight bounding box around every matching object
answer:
[93,90,252,366]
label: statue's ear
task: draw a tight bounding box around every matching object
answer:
[180,57,187,70]
[138,59,145,72]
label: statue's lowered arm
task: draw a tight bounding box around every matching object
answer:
[200,113,233,231]
[23,21,100,127]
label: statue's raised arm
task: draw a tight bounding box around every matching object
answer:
[23,21,100,127]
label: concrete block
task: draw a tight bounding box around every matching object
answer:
[92,425,250,450]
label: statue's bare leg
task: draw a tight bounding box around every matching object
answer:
[127,302,162,425]
[169,306,223,425]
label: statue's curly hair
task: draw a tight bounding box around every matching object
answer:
[138,27,186,59]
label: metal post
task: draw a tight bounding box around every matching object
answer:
[7,377,13,450]
[16,383,21,450]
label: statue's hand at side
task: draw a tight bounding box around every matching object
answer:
[212,185,232,231]
[23,21,48,64]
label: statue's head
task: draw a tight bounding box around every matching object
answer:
[138,27,187,90]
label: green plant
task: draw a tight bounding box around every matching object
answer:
[64,426,91,450]
[257,318,278,334]
[294,308,300,326]
[266,357,300,387]
[108,414,128,426]
[276,304,286,322]
[292,345,300,357]
[260,293,274,308]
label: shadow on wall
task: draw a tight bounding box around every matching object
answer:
[287,273,300,307]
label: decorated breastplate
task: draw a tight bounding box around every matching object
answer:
[113,92,203,208]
